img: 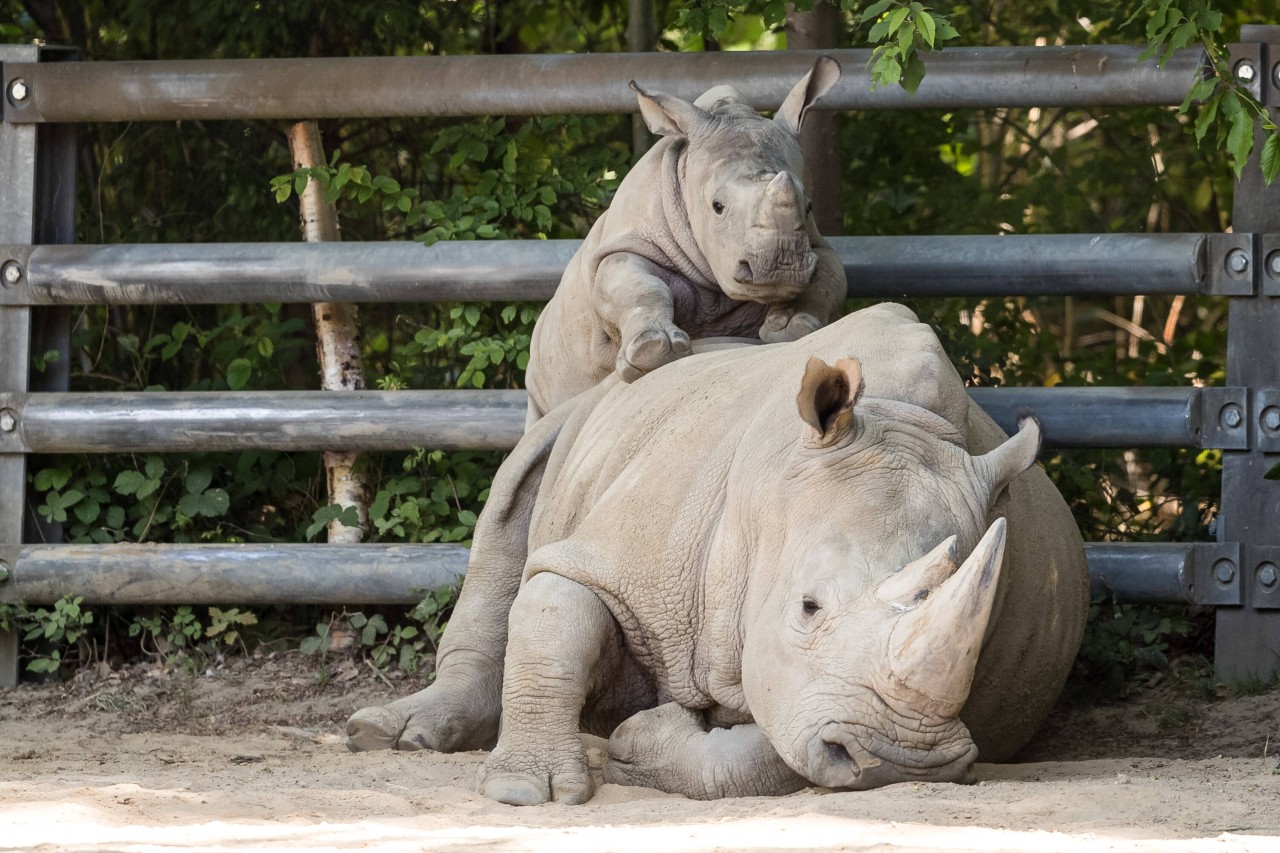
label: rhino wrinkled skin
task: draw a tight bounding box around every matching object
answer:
[348,304,1088,805]
[523,57,848,426]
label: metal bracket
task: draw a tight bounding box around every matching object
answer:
[0,245,32,305]
[1205,233,1257,296]
[1262,234,1280,297]
[1,62,41,123]
[1255,388,1280,452]
[1187,541,1244,606]
[1190,387,1250,450]
[1227,42,1265,102]
[0,393,27,453]
[0,544,16,602]
[1248,546,1280,609]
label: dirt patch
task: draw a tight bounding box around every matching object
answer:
[2,653,1278,852]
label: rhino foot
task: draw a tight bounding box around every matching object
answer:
[759,306,823,343]
[479,736,593,805]
[605,702,808,800]
[345,676,500,753]
[617,322,691,382]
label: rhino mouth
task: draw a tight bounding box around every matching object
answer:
[729,249,817,299]
[802,718,978,790]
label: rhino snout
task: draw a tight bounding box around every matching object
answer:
[803,722,978,790]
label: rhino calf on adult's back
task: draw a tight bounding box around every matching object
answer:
[524,57,849,425]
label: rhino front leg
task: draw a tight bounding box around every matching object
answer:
[605,703,807,799]
[760,237,845,343]
[479,571,619,806]
[346,399,576,753]
[593,253,692,382]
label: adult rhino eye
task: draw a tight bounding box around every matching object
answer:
[712,200,725,215]
[802,597,821,616]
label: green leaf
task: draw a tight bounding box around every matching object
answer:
[1194,93,1219,144]
[1227,109,1256,179]
[901,52,927,94]
[226,357,252,390]
[862,0,895,19]
[257,336,274,358]
[1265,462,1280,480]
[1262,132,1280,185]
[105,505,125,528]
[114,470,147,495]
[916,11,936,48]
[1180,76,1217,113]
[73,497,100,526]
[886,6,910,34]
[185,467,213,495]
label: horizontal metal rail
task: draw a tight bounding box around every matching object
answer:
[1,233,1241,306]
[4,544,469,605]
[1,47,1206,124]
[969,385,1248,450]
[0,386,1241,452]
[3,390,530,453]
[1,541,1193,605]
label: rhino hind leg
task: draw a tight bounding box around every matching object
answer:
[345,397,577,753]
[604,703,807,799]
[479,571,622,805]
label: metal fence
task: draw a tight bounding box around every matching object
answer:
[2,31,1278,686]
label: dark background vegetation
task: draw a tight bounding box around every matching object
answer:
[3,0,1273,696]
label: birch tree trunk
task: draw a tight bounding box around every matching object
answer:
[287,121,369,543]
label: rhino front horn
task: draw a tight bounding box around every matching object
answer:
[884,517,1007,718]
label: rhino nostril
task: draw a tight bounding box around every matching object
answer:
[824,739,854,768]
[735,261,753,282]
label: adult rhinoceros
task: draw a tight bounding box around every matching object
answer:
[348,303,1087,804]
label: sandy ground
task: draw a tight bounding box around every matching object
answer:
[2,652,1278,852]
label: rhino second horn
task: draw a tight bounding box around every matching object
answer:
[874,535,960,609]
[884,517,1008,718]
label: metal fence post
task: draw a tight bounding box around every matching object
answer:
[1217,25,1280,682]
[0,44,41,685]
[0,45,75,686]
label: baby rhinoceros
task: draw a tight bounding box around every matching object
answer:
[347,305,1087,804]
[524,56,848,425]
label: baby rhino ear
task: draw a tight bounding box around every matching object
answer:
[630,81,713,138]
[775,55,842,136]
[796,356,863,446]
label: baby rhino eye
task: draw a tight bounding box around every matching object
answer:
[802,597,821,616]
[712,200,725,215]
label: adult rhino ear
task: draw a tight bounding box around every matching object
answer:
[973,412,1042,498]
[797,356,863,447]
[630,81,713,138]
[774,55,841,137]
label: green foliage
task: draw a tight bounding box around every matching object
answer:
[862,1,959,93]
[1134,0,1280,182]
[299,585,457,674]
[1072,598,1196,700]
[20,596,94,674]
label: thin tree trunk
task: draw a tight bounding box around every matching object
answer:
[628,0,656,159]
[787,0,843,235]
[287,121,369,543]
